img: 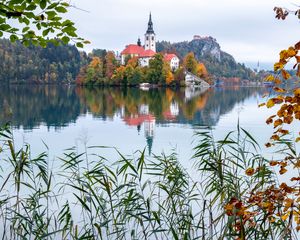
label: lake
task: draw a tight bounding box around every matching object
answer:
[2,84,300,238]
[0,84,284,168]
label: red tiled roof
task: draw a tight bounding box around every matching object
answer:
[164,53,177,62]
[121,44,145,55]
[139,49,156,58]
[163,110,177,121]
[123,114,155,126]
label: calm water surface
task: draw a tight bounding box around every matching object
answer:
[0,85,289,168]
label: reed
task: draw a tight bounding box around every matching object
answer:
[0,124,294,239]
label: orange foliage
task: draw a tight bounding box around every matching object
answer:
[196,63,208,78]
[165,70,174,84]
[127,57,138,68]
[89,57,102,68]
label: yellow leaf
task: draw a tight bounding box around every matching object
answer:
[280,50,289,60]
[271,134,280,141]
[258,103,265,107]
[274,119,283,128]
[282,70,291,80]
[274,87,286,93]
[274,78,282,84]
[266,99,275,108]
[281,212,290,221]
[274,62,284,71]
[294,88,300,96]
[279,167,287,175]
[245,168,255,176]
[265,75,274,82]
[287,47,297,57]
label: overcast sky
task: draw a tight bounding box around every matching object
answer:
[67,0,300,69]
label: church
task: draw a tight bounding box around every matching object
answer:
[121,13,179,70]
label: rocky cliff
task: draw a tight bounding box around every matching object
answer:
[157,37,255,79]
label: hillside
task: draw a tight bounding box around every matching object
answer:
[0,39,88,84]
[157,37,255,79]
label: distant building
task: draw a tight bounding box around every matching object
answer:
[139,49,156,67]
[164,53,180,71]
[120,13,179,68]
[120,44,144,65]
[193,35,202,40]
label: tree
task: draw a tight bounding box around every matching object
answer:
[104,51,117,79]
[222,6,300,239]
[174,67,185,85]
[0,0,86,47]
[112,66,126,85]
[127,57,139,68]
[163,61,174,85]
[183,52,198,74]
[196,62,208,78]
[147,53,165,84]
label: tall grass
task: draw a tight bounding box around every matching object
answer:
[0,123,294,239]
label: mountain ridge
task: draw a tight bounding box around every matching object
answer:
[157,37,255,79]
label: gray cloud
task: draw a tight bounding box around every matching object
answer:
[66,0,300,65]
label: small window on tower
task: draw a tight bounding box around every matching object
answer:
[152,36,154,41]
[146,36,149,40]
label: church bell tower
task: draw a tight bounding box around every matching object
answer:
[144,13,156,52]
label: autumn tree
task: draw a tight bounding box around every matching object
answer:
[196,63,208,78]
[76,57,104,84]
[222,6,300,238]
[163,61,174,85]
[183,52,198,74]
[127,57,139,68]
[104,51,117,79]
[112,66,126,85]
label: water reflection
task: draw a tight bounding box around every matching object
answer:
[0,85,265,132]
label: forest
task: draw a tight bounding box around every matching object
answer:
[0,38,88,84]
[0,37,257,85]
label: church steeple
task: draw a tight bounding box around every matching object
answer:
[146,12,154,34]
[137,37,141,46]
[144,12,156,52]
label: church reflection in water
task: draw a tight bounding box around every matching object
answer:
[0,85,266,154]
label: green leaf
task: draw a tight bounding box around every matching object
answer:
[23,40,30,47]
[76,42,84,48]
[48,3,59,9]
[42,28,50,37]
[61,36,70,44]
[61,2,70,7]
[0,24,11,31]
[83,40,91,44]
[55,6,67,13]
[62,20,72,26]
[10,34,18,42]
[22,26,30,33]
[22,17,30,25]
[46,11,56,20]
[40,0,47,9]
[26,4,37,11]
